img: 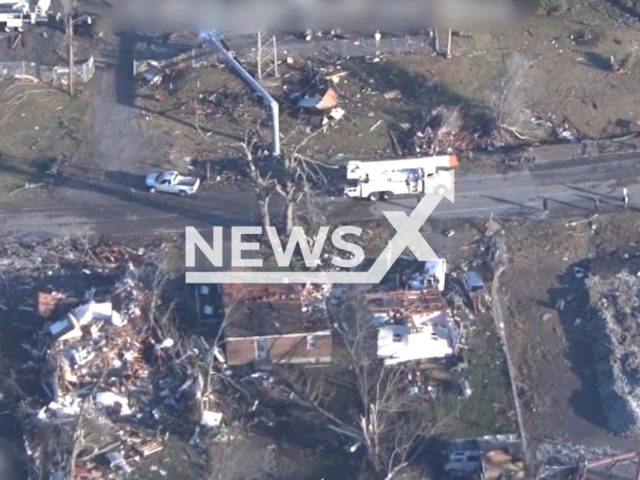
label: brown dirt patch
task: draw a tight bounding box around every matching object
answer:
[0,79,91,196]
[502,219,593,443]
[593,212,640,253]
[502,213,640,448]
[134,56,490,170]
[133,1,640,176]
[135,66,264,171]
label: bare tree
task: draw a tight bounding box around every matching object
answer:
[212,280,248,347]
[274,156,307,236]
[192,70,333,236]
[430,105,463,153]
[272,287,453,480]
[23,374,108,480]
[61,0,77,95]
[273,129,329,235]
[195,103,277,233]
[233,132,277,232]
[489,54,540,142]
[225,127,329,236]
[337,287,453,479]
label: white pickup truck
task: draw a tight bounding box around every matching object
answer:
[145,170,200,196]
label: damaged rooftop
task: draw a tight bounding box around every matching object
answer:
[0,224,519,479]
[221,283,333,337]
[366,286,448,321]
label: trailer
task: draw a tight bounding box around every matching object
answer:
[0,0,49,31]
[344,155,458,201]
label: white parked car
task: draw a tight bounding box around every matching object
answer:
[145,170,200,196]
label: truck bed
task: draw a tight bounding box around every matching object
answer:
[176,176,199,187]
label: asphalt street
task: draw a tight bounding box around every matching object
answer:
[0,153,639,239]
[4,25,640,240]
[225,31,433,58]
[124,30,434,67]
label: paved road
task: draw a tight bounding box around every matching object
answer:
[225,31,434,58]
[117,30,434,66]
[1,153,639,239]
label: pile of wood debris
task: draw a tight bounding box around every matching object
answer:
[5,261,225,479]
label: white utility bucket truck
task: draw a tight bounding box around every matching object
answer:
[0,0,49,31]
[344,155,458,201]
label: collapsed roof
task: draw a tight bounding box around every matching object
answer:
[222,283,332,337]
[367,287,459,365]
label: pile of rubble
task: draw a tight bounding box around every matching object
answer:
[408,106,479,155]
[195,86,263,123]
[534,441,625,480]
[0,236,178,281]
[291,82,346,128]
[586,271,640,436]
[16,264,226,479]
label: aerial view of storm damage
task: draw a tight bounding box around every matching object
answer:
[3,0,640,479]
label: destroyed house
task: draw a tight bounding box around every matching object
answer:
[368,287,459,365]
[221,284,333,366]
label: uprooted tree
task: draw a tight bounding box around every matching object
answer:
[489,54,542,142]
[274,130,330,236]
[273,286,454,480]
[231,130,277,232]
[227,126,330,237]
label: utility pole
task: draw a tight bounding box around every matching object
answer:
[68,13,74,95]
[62,0,75,95]
[433,27,452,58]
[432,0,452,58]
[433,28,439,54]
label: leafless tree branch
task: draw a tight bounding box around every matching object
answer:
[271,287,454,479]
[489,54,542,142]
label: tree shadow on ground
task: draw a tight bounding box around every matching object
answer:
[0,153,64,193]
[583,51,612,72]
[114,33,244,143]
[115,32,137,107]
[345,58,495,153]
[546,258,638,435]
[0,423,28,480]
[52,170,257,228]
